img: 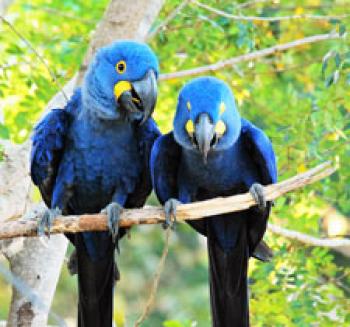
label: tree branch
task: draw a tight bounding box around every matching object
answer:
[147,0,190,40]
[0,0,14,16]
[192,0,349,22]
[0,1,165,326]
[237,0,270,9]
[268,223,350,248]
[0,162,338,240]
[159,32,342,81]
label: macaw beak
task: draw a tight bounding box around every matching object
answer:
[114,70,157,124]
[194,113,216,164]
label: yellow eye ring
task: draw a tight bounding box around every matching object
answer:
[116,60,127,74]
[187,101,191,111]
[186,119,194,135]
[215,120,226,135]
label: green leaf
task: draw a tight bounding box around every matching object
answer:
[339,23,346,36]
[325,73,334,87]
[334,52,341,68]
[341,58,350,70]
[329,18,341,25]
[322,51,334,77]
[0,124,10,139]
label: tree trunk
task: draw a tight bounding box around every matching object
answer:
[0,0,13,16]
[0,0,164,325]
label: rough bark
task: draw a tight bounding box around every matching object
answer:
[0,79,76,327]
[0,0,164,326]
[1,162,346,253]
[0,0,13,16]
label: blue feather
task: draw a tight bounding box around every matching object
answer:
[151,76,278,326]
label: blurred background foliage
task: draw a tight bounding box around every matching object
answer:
[1,0,350,326]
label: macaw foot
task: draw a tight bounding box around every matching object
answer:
[67,249,78,275]
[163,198,181,230]
[37,207,62,237]
[101,202,123,243]
[249,183,266,211]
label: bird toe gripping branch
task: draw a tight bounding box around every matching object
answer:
[0,161,339,240]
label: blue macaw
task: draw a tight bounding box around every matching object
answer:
[151,77,277,327]
[30,41,160,327]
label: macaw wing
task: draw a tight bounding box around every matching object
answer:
[125,118,161,208]
[240,118,277,256]
[241,118,277,185]
[30,109,69,208]
[150,132,181,205]
[31,89,81,208]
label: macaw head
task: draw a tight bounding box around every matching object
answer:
[173,77,241,163]
[82,40,159,124]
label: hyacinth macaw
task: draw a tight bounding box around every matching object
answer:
[151,77,277,327]
[30,41,160,327]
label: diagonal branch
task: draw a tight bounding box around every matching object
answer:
[0,162,340,241]
[159,32,342,81]
[268,223,350,248]
[192,0,350,22]
[147,0,190,40]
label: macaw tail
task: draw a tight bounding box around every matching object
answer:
[74,233,116,327]
[207,216,250,327]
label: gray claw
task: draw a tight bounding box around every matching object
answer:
[163,198,181,230]
[249,183,266,210]
[37,207,61,237]
[101,202,123,242]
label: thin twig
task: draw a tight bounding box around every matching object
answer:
[0,162,339,242]
[134,228,171,327]
[159,32,342,81]
[192,0,350,22]
[147,0,190,40]
[0,15,68,101]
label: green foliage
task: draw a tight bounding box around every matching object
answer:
[1,0,349,326]
[0,0,107,143]
[163,319,197,327]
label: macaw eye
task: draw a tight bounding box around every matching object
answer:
[186,119,194,135]
[116,60,127,74]
[215,120,226,135]
[187,101,191,111]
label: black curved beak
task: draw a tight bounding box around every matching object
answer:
[117,70,157,124]
[194,113,215,164]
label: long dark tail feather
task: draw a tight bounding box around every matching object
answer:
[75,233,116,327]
[207,227,250,327]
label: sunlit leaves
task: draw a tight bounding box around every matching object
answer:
[0,0,349,325]
[150,0,350,325]
[0,0,107,143]
[0,124,10,139]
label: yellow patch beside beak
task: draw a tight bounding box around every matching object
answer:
[215,120,226,135]
[114,81,132,100]
[186,119,194,134]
